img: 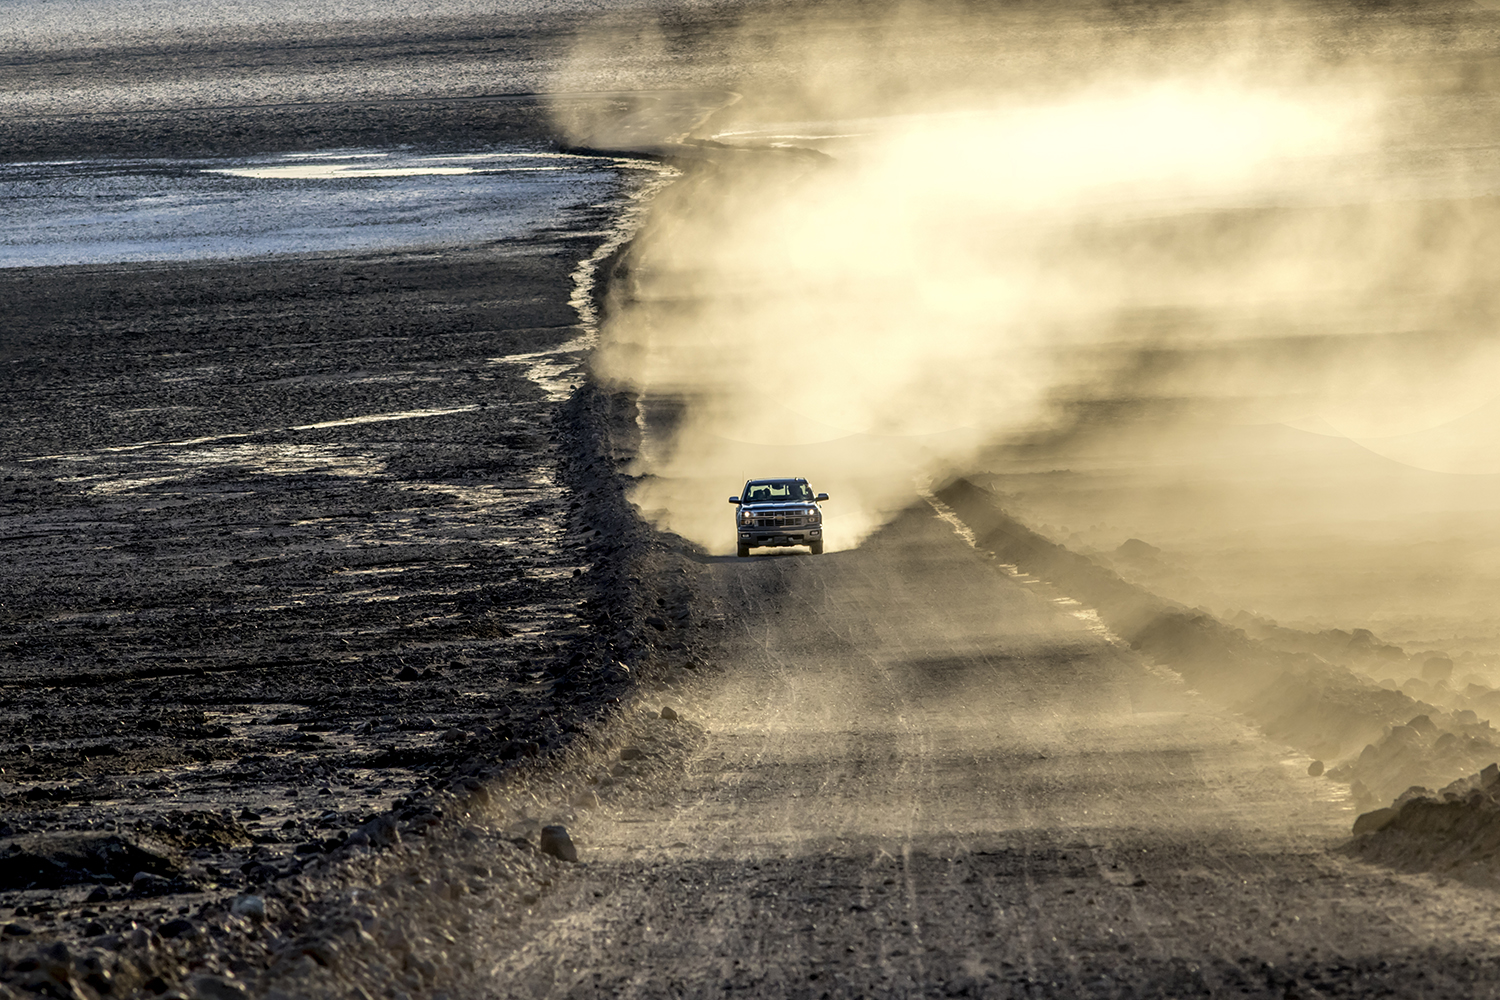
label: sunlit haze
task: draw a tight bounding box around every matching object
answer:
[558,4,1500,646]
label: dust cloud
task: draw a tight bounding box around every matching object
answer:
[556,2,1500,580]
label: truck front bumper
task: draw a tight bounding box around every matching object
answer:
[739,527,822,548]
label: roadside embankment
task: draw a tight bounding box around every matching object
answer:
[1347,761,1500,888]
[934,478,1500,825]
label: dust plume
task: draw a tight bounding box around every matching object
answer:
[555,1,1500,563]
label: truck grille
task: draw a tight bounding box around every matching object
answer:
[749,513,807,528]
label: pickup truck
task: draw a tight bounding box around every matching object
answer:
[729,478,829,557]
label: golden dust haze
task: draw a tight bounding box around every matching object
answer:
[555,1,1500,658]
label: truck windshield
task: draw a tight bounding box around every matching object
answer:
[744,481,813,502]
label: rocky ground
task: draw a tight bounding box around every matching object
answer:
[0,126,719,994]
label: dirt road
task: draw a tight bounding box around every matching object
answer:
[492,505,1500,998]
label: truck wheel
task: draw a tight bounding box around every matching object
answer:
[737,544,750,558]
[810,541,824,555]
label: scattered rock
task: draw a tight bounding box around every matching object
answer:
[497,740,541,761]
[1115,538,1162,560]
[539,825,578,863]
[347,815,401,851]
[1421,657,1454,684]
[620,746,643,761]
[441,728,468,743]
[660,706,678,721]
[1353,807,1401,836]
[574,790,599,810]
[0,832,178,890]
[1307,760,1325,777]
[2,923,31,936]
[186,973,249,1000]
[395,665,422,682]
[230,895,266,921]
[159,917,197,939]
[85,885,110,903]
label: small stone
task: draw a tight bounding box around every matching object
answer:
[83,921,106,936]
[619,746,643,761]
[574,791,599,810]
[441,728,468,743]
[539,825,578,863]
[659,706,678,721]
[1407,714,1437,736]
[593,772,614,787]
[351,815,401,850]
[239,808,261,821]
[230,895,266,921]
[85,885,110,904]
[187,974,249,1000]
[2,922,31,936]
[1307,760,1324,777]
[610,762,629,777]
[1353,807,1401,836]
[395,665,422,682]
[159,917,196,939]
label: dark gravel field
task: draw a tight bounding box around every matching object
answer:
[0,80,713,993]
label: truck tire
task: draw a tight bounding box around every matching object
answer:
[737,544,751,558]
[810,541,824,555]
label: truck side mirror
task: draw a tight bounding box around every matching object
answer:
[815,493,829,502]
[729,497,741,504]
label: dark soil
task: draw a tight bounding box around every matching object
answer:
[0,191,720,996]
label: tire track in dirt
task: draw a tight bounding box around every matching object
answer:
[484,503,1500,997]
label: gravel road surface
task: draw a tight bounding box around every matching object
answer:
[492,506,1500,998]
